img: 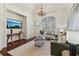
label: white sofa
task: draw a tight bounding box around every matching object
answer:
[44,32,55,40]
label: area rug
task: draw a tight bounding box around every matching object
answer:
[8,40,51,56]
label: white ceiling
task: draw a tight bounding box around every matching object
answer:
[9,3,72,12]
[7,3,71,13]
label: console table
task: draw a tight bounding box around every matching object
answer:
[7,32,22,49]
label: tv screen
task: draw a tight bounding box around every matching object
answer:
[7,18,22,29]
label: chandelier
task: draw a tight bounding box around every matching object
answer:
[37,4,45,16]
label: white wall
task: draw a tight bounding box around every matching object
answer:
[26,13,35,39]
[0,3,6,50]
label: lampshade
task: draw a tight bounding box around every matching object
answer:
[60,28,64,32]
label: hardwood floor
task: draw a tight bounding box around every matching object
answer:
[0,37,35,56]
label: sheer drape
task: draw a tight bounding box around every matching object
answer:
[68,3,79,31]
[42,16,56,34]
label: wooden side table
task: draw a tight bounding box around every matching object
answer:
[7,31,22,50]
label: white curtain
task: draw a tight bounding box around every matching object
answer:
[42,16,56,34]
[68,3,79,31]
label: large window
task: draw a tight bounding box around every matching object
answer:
[42,16,56,34]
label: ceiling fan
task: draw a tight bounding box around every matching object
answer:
[37,4,57,16]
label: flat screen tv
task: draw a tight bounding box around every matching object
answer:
[7,18,22,29]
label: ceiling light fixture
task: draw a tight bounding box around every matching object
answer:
[37,4,45,16]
